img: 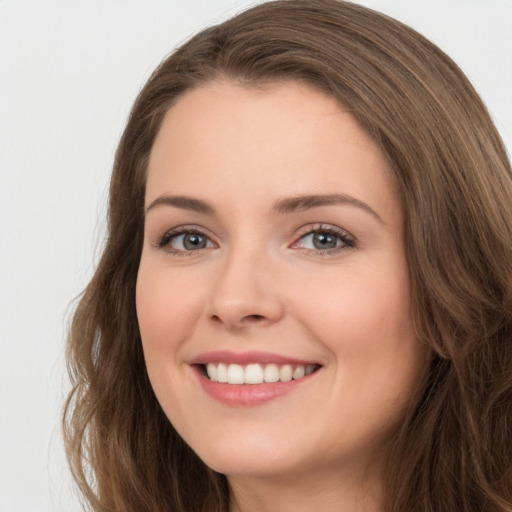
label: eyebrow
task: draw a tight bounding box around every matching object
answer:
[271,193,386,224]
[145,193,385,224]
[145,195,215,215]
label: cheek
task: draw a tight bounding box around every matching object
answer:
[295,265,425,444]
[299,264,413,345]
[135,259,206,356]
[294,261,421,397]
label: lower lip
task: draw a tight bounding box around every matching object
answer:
[194,367,313,406]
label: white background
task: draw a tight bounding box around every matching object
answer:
[0,1,510,511]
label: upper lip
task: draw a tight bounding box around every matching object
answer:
[189,350,320,366]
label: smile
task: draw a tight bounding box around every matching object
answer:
[204,362,319,384]
[190,351,323,406]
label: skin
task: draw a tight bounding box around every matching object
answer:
[136,80,429,512]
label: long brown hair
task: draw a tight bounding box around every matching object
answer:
[63,1,512,511]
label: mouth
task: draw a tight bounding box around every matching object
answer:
[200,362,321,384]
[190,351,322,405]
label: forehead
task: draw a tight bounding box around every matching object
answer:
[146,79,399,223]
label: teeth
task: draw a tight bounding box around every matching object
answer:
[279,364,293,382]
[206,363,218,382]
[205,362,318,384]
[245,363,264,384]
[305,364,316,376]
[263,363,279,383]
[217,363,228,383]
[293,365,305,380]
[227,364,244,384]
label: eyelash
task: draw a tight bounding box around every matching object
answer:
[156,224,356,256]
[292,224,356,255]
[157,226,213,255]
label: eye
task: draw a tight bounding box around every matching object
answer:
[158,228,215,254]
[303,232,340,250]
[292,225,355,254]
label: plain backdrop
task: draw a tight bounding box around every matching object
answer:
[0,1,510,511]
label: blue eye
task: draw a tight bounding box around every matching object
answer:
[295,226,355,253]
[304,232,340,250]
[175,233,208,250]
[159,230,214,252]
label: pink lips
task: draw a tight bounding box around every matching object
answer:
[190,350,315,366]
[190,350,320,406]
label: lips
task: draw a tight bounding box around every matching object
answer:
[190,351,322,406]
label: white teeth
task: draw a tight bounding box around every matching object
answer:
[204,362,318,384]
[279,364,293,382]
[227,364,245,384]
[217,363,228,383]
[293,365,305,380]
[263,363,280,383]
[245,363,264,384]
[206,363,218,382]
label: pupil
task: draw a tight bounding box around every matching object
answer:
[313,232,337,249]
[184,234,206,250]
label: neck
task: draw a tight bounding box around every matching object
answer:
[228,462,384,512]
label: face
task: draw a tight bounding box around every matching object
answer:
[136,80,427,484]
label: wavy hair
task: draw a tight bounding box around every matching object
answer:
[63,1,512,511]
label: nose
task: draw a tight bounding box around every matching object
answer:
[205,247,284,331]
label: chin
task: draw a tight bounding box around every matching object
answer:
[203,453,302,479]
[186,429,307,478]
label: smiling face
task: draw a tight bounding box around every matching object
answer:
[136,80,428,487]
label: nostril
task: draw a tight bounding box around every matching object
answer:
[209,312,272,328]
[244,314,265,322]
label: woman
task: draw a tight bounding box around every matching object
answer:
[63,1,512,511]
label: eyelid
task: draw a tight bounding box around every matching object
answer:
[155,225,217,253]
[290,223,356,252]
[153,222,355,256]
